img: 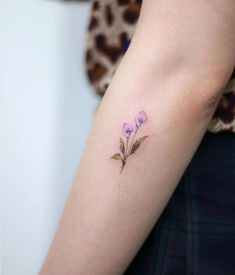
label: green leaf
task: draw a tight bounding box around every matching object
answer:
[111,153,123,160]
[130,136,148,155]
[120,137,125,155]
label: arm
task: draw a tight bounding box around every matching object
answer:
[40,1,235,274]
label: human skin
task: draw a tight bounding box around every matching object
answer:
[40,1,235,274]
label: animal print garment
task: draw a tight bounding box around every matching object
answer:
[84,0,235,133]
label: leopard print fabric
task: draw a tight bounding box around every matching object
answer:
[84,0,235,133]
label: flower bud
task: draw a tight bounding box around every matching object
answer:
[135,110,148,128]
[122,123,134,138]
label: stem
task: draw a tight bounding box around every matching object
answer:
[120,138,129,173]
[125,138,129,159]
[120,125,139,173]
[127,126,138,157]
[120,160,126,173]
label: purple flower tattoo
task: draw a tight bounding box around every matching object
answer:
[111,110,149,173]
[122,123,134,138]
[136,110,148,128]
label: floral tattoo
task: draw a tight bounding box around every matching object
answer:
[111,110,148,173]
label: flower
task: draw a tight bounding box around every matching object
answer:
[112,110,149,173]
[135,110,148,128]
[122,123,134,138]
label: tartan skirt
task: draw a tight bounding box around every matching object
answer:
[124,132,235,275]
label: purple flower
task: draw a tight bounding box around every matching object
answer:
[122,123,134,138]
[135,110,148,128]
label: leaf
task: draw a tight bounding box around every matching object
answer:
[111,153,123,160]
[120,137,125,155]
[130,136,148,155]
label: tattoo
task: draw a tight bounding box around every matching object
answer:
[111,110,148,173]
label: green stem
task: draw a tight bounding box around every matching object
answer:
[120,160,126,173]
[125,138,129,159]
[127,127,138,157]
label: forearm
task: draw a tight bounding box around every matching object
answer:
[40,63,224,275]
[40,1,235,274]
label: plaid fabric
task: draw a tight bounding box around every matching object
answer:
[124,132,235,275]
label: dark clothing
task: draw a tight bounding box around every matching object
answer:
[124,132,235,275]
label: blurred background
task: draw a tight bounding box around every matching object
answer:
[0,1,99,274]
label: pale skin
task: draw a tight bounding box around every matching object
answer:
[40,1,235,274]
